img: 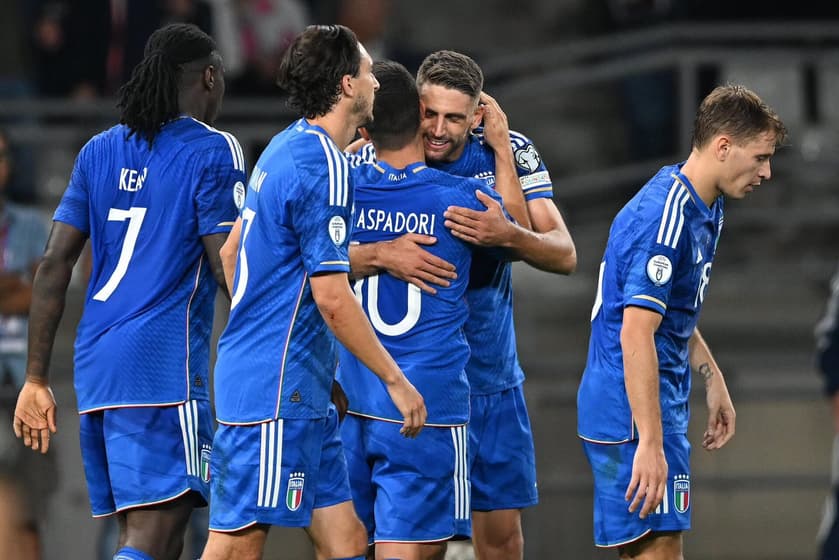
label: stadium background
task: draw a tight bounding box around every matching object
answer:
[0,1,837,558]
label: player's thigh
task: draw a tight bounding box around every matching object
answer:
[80,401,213,517]
[375,541,447,560]
[306,500,367,558]
[469,386,538,511]
[618,531,683,560]
[367,420,470,543]
[581,434,691,548]
[472,508,523,547]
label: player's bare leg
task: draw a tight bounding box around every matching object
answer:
[201,524,269,560]
[375,541,446,560]
[120,493,201,559]
[617,531,683,560]
[472,509,523,560]
[307,500,368,560]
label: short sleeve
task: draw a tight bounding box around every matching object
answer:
[53,141,93,234]
[510,131,553,201]
[292,140,352,276]
[620,217,681,316]
[195,135,247,236]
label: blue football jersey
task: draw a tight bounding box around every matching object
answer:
[336,160,503,426]
[53,118,245,412]
[577,164,725,443]
[214,119,353,424]
[430,129,554,395]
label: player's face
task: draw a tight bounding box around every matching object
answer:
[419,84,480,163]
[351,45,379,127]
[718,131,777,199]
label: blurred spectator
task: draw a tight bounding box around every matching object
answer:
[0,470,37,560]
[816,263,839,560]
[228,0,309,95]
[31,0,110,98]
[0,128,54,560]
[0,1,36,99]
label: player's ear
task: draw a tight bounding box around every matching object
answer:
[340,73,354,98]
[358,127,371,141]
[203,65,215,91]
[471,102,484,131]
[714,135,731,162]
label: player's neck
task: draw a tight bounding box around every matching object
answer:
[308,109,358,150]
[680,153,721,207]
[375,136,425,169]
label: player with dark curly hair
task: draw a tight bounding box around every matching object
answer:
[13,23,244,560]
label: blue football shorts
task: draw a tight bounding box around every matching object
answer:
[79,399,213,517]
[208,405,352,532]
[341,413,470,543]
[581,433,692,547]
[469,384,538,511]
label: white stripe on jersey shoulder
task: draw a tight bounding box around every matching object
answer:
[190,118,245,172]
[508,130,531,149]
[306,129,349,207]
[655,179,689,249]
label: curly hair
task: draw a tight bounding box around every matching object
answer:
[117,23,216,147]
[275,25,361,118]
[692,84,787,149]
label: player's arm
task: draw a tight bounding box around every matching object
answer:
[478,92,530,229]
[14,222,87,453]
[203,231,233,299]
[348,235,457,295]
[217,216,242,297]
[689,328,735,450]
[310,272,426,436]
[621,305,668,519]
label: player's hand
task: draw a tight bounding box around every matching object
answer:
[345,136,370,154]
[625,440,668,519]
[445,190,515,247]
[703,375,736,450]
[13,380,57,454]
[379,233,456,295]
[385,376,426,439]
[477,92,511,152]
[331,380,349,421]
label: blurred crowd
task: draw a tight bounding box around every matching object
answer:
[0,0,392,100]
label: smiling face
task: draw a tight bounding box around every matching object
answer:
[717,131,778,199]
[418,83,480,163]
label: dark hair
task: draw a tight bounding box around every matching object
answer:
[276,25,361,118]
[416,50,483,102]
[692,84,787,149]
[117,23,217,146]
[364,61,419,151]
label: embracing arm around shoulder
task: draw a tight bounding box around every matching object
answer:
[621,305,668,519]
[348,234,456,295]
[689,328,736,450]
[309,272,426,436]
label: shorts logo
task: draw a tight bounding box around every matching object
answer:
[514,145,542,173]
[674,474,690,513]
[329,216,347,246]
[286,472,305,511]
[200,444,211,482]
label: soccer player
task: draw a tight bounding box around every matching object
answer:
[12,23,244,560]
[339,60,506,560]
[576,85,786,558]
[201,26,426,560]
[815,263,839,559]
[350,50,577,559]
